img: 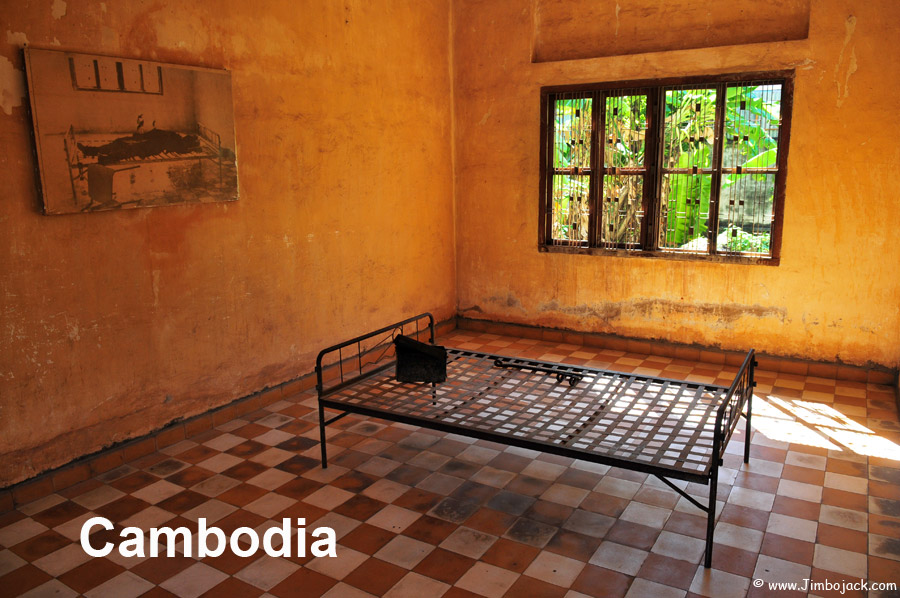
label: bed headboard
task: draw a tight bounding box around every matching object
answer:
[197,122,220,149]
[316,313,436,398]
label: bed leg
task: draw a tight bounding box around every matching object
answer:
[744,392,752,464]
[318,402,328,469]
[704,468,717,568]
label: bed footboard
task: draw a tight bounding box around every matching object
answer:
[704,349,756,566]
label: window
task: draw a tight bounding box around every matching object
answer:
[539,72,793,263]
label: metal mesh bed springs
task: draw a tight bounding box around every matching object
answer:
[315,313,756,568]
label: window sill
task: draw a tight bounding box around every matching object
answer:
[539,244,780,266]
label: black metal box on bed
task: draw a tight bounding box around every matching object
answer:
[315,313,755,568]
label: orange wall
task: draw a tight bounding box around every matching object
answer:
[0,0,455,486]
[2,0,898,488]
[453,0,900,369]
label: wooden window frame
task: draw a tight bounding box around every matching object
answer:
[539,71,794,265]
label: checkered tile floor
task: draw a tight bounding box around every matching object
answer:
[1,330,898,597]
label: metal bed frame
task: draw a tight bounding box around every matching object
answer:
[63,122,224,201]
[316,313,755,568]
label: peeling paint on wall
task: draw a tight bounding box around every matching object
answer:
[535,298,787,328]
[51,0,67,20]
[0,55,25,116]
[834,15,858,108]
[6,31,29,46]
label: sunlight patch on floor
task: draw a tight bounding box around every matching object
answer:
[753,395,900,460]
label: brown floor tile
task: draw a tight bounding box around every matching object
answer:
[710,544,758,577]
[662,511,707,539]
[95,495,151,522]
[772,495,820,521]
[487,490,536,516]
[203,547,264,575]
[504,516,558,548]
[222,460,269,481]
[346,556,408,594]
[719,503,770,531]
[505,475,553,497]
[430,496,481,523]
[605,520,661,551]
[392,487,443,513]
[732,471,780,493]
[450,480,500,505]
[544,528,602,562]
[0,564,52,596]
[200,577,262,598]
[385,464,432,486]
[276,436,320,452]
[481,537,541,573]
[226,439,268,459]
[146,458,189,477]
[9,529,70,561]
[825,458,868,477]
[177,445,220,464]
[523,500,574,527]
[760,532,814,566]
[403,514,458,545]
[30,499,87,528]
[0,509,25,529]
[781,464,826,486]
[233,423,270,439]
[58,558,124,594]
[332,470,379,493]
[571,564,633,597]
[429,438,470,458]
[489,452,532,473]
[444,587,487,598]
[503,575,568,598]
[335,494,388,521]
[868,555,900,583]
[158,488,211,512]
[580,491,630,518]
[637,553,698,590]
[414,547,477,584]
[556,468,602,491]
[274,477,323,500]
[56,478,102,499]
[341,522,397,554]
[110,470,159,493]
[816,522,867,552]
[870,479,900,501]
[270,567,337,598]
[166,465,216,488]
[275,501,326,527]
[822,487,868,511]
[139,588,179,598]
[606,468,647,484]
[131,553,195,584]
[465,507,516,537]
[870,514,900,538]
[633,486,680,509]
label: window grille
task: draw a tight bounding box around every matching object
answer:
[540,72,792,263]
